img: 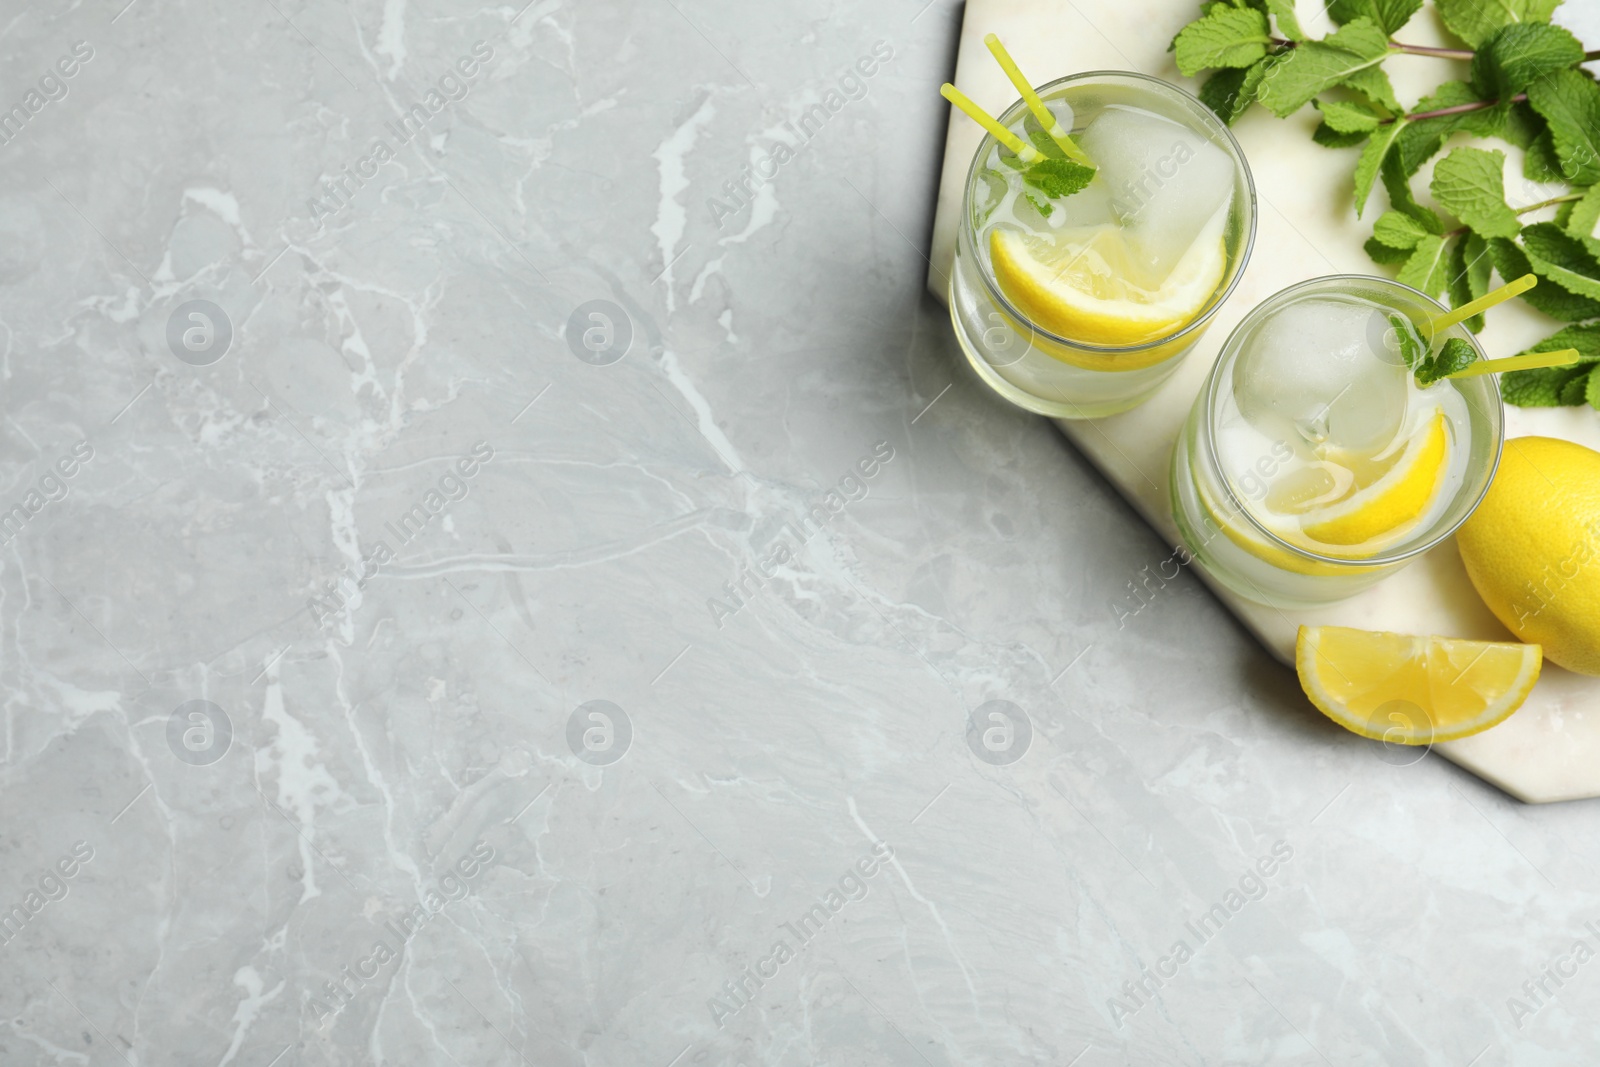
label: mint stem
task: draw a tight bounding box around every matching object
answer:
[1378,93,1526,124]
[1388,41,1474,59]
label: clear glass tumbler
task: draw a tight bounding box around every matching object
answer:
[1170,275,1504,608]
[948,70,1256,419]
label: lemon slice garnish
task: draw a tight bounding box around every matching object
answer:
[1294,410,1450,551]
[989,225,1225,348]
[1296,626,1541,743]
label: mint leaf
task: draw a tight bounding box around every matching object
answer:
[1527,69,1600,185]
[1354,118,1407,216]
[1022,158,1096,199]
[1328,0,1422,33]
[1390,82,1505,179]
[1521,222,1600,300]
[1524,128,1569,182]
[1431,147,1523,238]
[1503,365,1581,405]
[1389,313,1426,368]
[1587,364,1600,410]
[1315,123,1373,148]
[1521,323,1600,361]
[1341,65,1402,114]
[1472,23,1585,101]
[1502,101,1544,149]
[1416,337,1479,384]
[1566,184,1600,260]
[1448,232,1493,332]
[1560,373,1590,405]
[1249,0,1306,40]
[1254,18,1391,117]
[1397,233,1450,295]
[1026,125,1067,159]
[1437,0,1560,49]
[1488,237,1600,319]
[1316,98,1383,132]
[1174,7,1273,75]
[1366,236,1412,263]
[1381,153,1443,232]
[1372,209,1431,248]
[1024,192,1055,218]
[1200,61,1268,124]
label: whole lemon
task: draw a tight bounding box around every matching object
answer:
[1457,436,1600,676]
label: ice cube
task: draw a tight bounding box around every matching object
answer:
[1231,298,1409,455]
[1078,106,1236,278]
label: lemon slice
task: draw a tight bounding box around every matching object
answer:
[1296,625,1541,743]
[990,225,1225,348]
[1295,410,1450,551]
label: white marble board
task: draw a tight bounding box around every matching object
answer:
[927,0,1600,803]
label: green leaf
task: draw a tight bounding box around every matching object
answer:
[1024,192,1055,218]
[1397,233,1451,295]
[1380,153,1442,233]
[1328,0,1422,33]
[1416,337,1480,384]
[1174,7,1273,75]
[1022,158,1097,199]
[1354,119,1407,216]
[1527,69,1600,185]
[1587,363,1600,410]
[1520,322,1600,361]
[1471,23,1585,101]
[1437,0,1560,49]
[1448,232,1493,332]
[1389,82,1505,179]
[1249,0,1307,40]
[1254,18,1391,117]
[1316,98,1383,132]
[1389,313,1426,368]
[1559,373,1590,405]
[1566,184,1600,260]
[1431,147,1523,238]
[1200,62,1268,124]
[1524,128,1569,182]
[1503,365,1581,405]
[1521,222,1600,300]
[1372,209,1431,248]
[1488,237,1600,319]
[1366,236,1413,263]
[1502,101,1544,149]
[1342,65,1403,114]
[1026,125,1067,159]
[1314,123,1373,148]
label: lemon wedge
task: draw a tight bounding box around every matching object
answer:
[990,225,1225,349]
[1296,410,1450,551]
[1296,625,1541,743]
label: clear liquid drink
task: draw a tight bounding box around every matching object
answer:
[1171,276,1504,608]
[949,71,1255,418]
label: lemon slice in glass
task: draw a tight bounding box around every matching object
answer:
[989,224,1225,348]
[1295,625,1541,743]
[1294,410,1450,552]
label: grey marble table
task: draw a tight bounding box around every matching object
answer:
[2,1,1598,1064]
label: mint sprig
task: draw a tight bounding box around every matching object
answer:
[1171,0,1600,409]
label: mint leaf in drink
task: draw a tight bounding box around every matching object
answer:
[1328,0,1422,34]
[1354,118,1408,215]
[1254,18,1391,117]
[1397,232,1450,295]
[1316,98,1383,132]
[1026,125,1067,159]
[1520,222,1600,301]
[1527,70,1600,185]
[1430,147,1522,238]
[1025,192,1055,218]
[1372,209,1432,249]
[1471,23,1584,100]
[1389,313,1426,368]
[1022,158,1096,199]
[1488,237,1600,319]
[1174,7,1273,76]
[1436,0,1559,48]
[1448,232,1492,332]
[1415,337,1478,384]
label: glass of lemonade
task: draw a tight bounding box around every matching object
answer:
[1170,275,1504,608]
[948,71,1256,419]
